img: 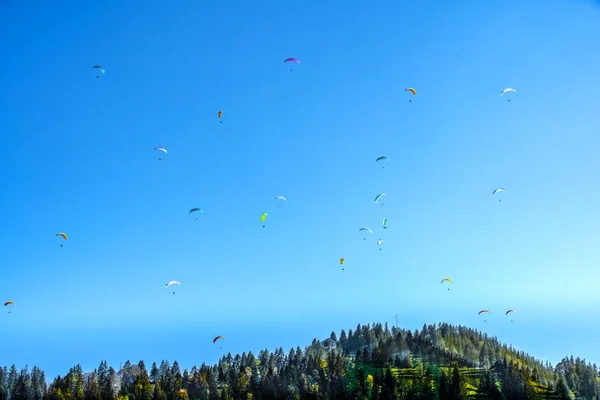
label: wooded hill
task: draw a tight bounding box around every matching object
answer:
[1,322,598,399]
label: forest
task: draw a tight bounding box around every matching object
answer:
[1,323,598,400]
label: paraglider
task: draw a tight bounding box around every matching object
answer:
[492,188,506,201]
[261,213,268,227]
[500,88,516,102]
[359,227,373,240]
[4,301,15,314]
[213,335,225,349]
[375,193,386,205]
[274,196,287,207]
[506,309,517,322]
[92,65,105,78]
[218,110,223,123]
[165,280,180,295]
[376,156,389,168]
[377,239,383,250]
[154,146,167,161]
[441,277,452,290]
[56,232,68,247]
[478,309,491,322]
[189,208,203,220]
[405,88,417,102]
[340,258,345,270]
[382,217,388,229]
[284,58,300,71]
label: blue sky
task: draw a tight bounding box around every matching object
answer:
[1,0,600,379]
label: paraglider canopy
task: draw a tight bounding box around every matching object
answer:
[189,208,203,219]
[506,309,517,322]
[275,196,287,207]
[261,212,268,227]
[154,146,167,160]
[500,88,516,102]
[4,301,15,314]
[374,193,386,204]
[441,277,452,290]
[166,280,180,294]
[213,335,225,344]
[92,65,105,78]
[405,88,416,101]
[376,156,389,168]
[359,227,372,240]
[284,58,300,71]
[492,187,506,201]
[56,232,68,247]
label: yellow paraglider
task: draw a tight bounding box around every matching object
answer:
[405,88,417,102]
[441,277,452,290]
[56,232,68,247]
[340,257,345,271]
[261,213,268,228]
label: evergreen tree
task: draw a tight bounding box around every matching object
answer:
[8,365,18,400]
[355,368,368,400]
[439,370,451,400]
[421,366,436,400]
[84,373,101,400]
[151,383,166,400]
[450,363,467,400]
[149,364,159,384]
[14,367,33,400]
[329,331,337,343]
[380,367,397,400]
[0,367,8,400]
[556,376,574,400]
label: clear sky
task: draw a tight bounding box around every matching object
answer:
[1,0,600,379]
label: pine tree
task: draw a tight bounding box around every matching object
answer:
[355,368,368,400]
[439,370,450,400]
[84,373,101,400]
[420,367,436,400]
[8,365,18,400]
[152,383,166,400]
[450,363,467,400]
[149,364,159,384]
[14,367,33,400]
[0,367,8,400]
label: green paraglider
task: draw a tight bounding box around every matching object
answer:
[261,213,268,227]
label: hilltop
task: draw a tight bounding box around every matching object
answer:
[2,322,598,399]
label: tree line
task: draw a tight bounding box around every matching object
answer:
[0,322,598,399]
